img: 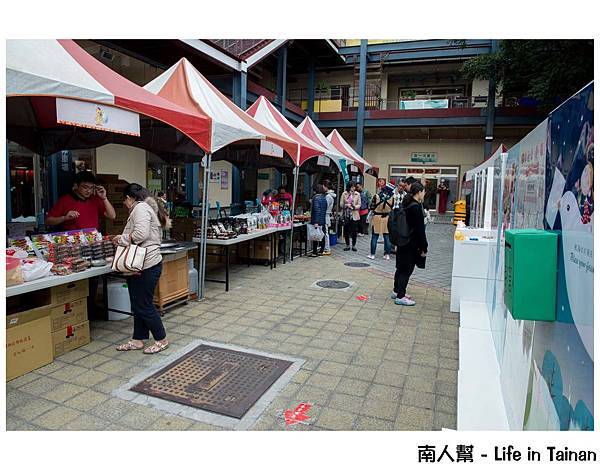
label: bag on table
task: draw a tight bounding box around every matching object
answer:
[307,224,325,242]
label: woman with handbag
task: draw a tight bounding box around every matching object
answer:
[113,183,170,354]
[368,187,393,260]
[340,181,361,252]
[308,184,328,257]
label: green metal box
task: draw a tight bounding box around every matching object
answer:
[504,229,558,322]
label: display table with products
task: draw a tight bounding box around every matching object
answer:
[6,265,113,297]
[193,227,279,292]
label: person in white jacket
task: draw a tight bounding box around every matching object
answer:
[322,180,336,255]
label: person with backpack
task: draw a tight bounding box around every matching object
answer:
[367,183,393,260]
[388,182,428,306]
[340,181,361,252]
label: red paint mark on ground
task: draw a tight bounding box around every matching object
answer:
[356,295,369,301]
[284,403,312,426]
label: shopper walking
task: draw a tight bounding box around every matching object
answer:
[114,183,170,354]
[390,182,428,306]
[356,183,369,235]
[309,184,328,257]
[322,179,336,255]
[368,183,393,260]
[340,181,361,251]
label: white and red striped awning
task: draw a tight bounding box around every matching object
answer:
[245,95,325,167]
[327,129,378,175]
[6,39,212,152]
[297,116,355,169]
[144,58,297,156]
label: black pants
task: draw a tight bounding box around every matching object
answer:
[127,262,166,341]
[344,219,358,247]
[359,214,368,234]
[312,237,326,255]
[394,248,416,298]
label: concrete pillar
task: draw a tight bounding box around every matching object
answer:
[356,39,368,155]
[484,40,499,159]
[185,162,200,205]
[307,57,316,118]
[277,46,288,113]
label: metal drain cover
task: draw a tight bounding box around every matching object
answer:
[316,280,351,289]
[344,262,370,268]
[130,345,292,419]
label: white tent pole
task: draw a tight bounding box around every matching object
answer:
[197,154,208,300]
[198,153,212,300]
[289,166,299,260]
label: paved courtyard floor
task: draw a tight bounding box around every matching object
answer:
[6,221,458,431]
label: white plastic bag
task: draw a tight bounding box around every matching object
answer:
[307,224,325,242]
[21,259,53,282]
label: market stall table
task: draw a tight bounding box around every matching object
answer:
[193,227,279,292]
[6,265,113,297]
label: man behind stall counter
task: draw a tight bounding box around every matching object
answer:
[46,171,116,230]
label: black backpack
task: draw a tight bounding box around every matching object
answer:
[388,202,417,247]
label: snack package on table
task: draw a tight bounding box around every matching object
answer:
[21,258,53,282]
[6,256,24,286]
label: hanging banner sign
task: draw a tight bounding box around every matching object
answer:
[317,155,330,167]
[339,159,350,184]
[56,98,140,136]
[260,140,283,158]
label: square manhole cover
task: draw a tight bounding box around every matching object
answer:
[130,344,293,419]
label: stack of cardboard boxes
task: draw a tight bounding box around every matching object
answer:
[6,280,91,381]
[97,174,129,236]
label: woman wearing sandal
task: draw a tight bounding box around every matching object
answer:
[114,183,170,354]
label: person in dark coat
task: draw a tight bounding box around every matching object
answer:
[392,182,428,306]
[309,184,328,256]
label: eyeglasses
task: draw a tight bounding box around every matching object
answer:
[78,184,95,191]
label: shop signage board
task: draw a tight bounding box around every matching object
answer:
[260,140,283,158]
[317,155,330,167]
[411,152,438,164]
[56,98,140,136]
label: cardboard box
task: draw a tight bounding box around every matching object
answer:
[49,298,88,332]
[7,309,53,381]
[50,279,89,305]
[52,321,90,357]
[252,239,277,260]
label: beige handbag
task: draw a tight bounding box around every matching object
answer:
[112,243,147,273]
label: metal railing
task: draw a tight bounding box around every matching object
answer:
[208,40,268,58]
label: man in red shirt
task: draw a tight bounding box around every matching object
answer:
[46,171,116,230]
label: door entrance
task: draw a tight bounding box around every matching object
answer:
[389,165,460,213]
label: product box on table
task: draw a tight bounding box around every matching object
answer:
[52,321,90,357]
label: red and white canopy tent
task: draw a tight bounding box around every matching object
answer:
[143,58,301,298]
[246,95,337,259]
[143,58,298,157]
[296,116,357,173]
[327,129,379,176]
[6,40,212,158]
[246,95,326,166]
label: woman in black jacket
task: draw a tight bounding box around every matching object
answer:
[393,182,428,306]
[309,184,328,257]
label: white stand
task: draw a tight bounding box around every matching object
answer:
[457,300,509,430]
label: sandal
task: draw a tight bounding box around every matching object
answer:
[143,340,169,354]
[116,340,144,351]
